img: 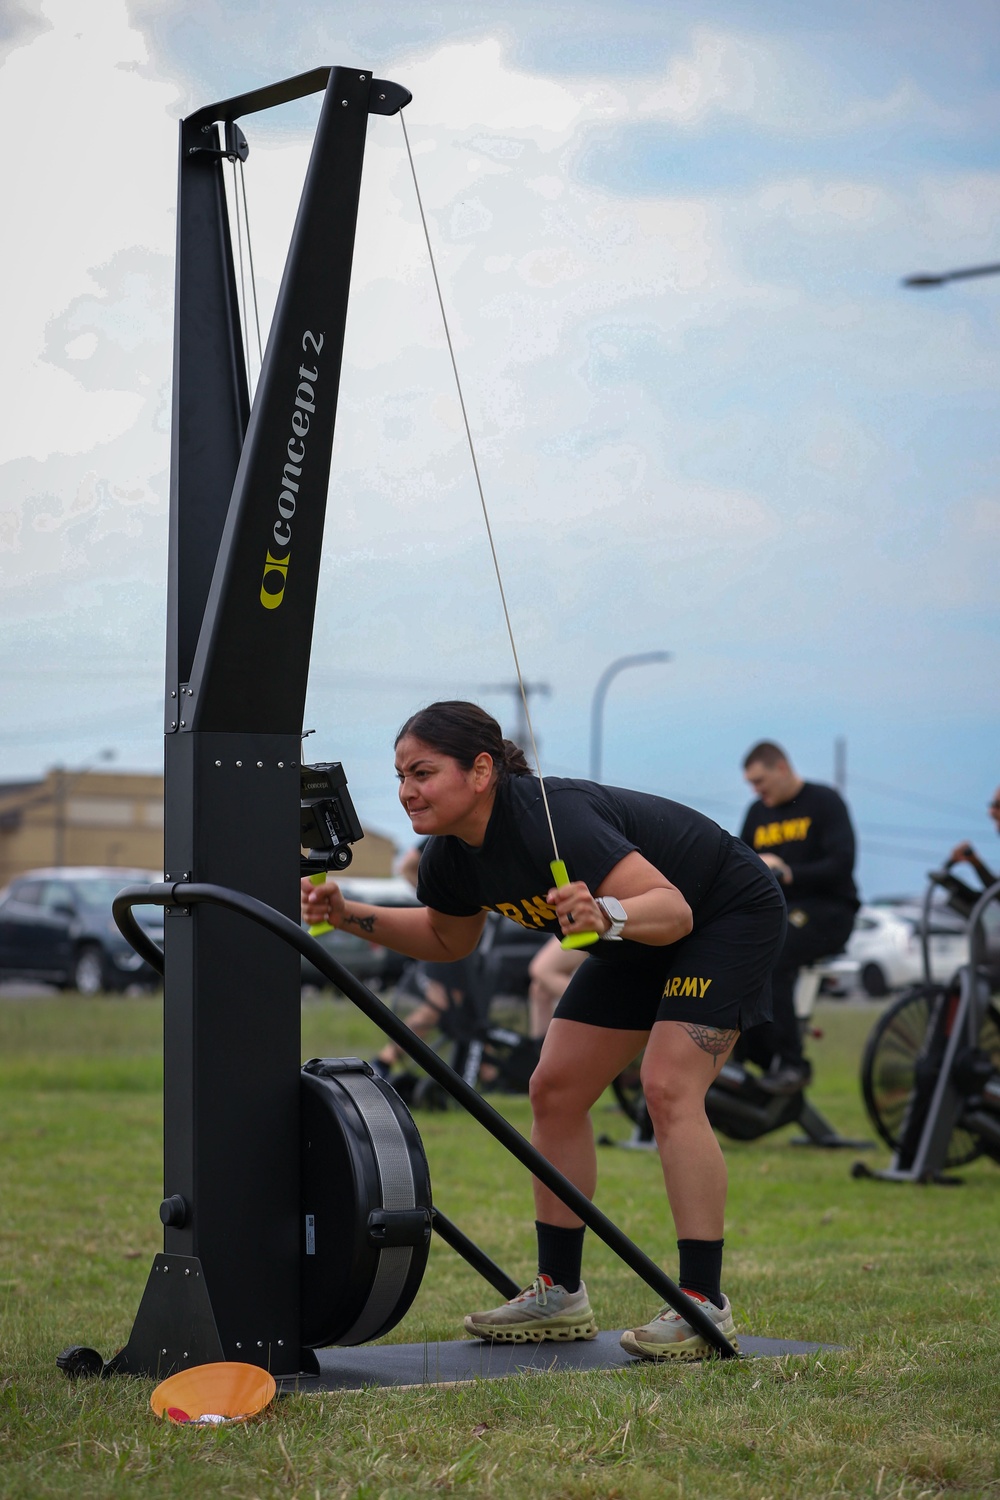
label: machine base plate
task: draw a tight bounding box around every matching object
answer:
[277,1329,837,1391]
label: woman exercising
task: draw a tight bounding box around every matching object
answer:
[301,701,785,1360]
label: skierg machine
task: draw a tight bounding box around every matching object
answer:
[57,66,737,1382]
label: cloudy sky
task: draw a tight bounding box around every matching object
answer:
[2,0,999,898]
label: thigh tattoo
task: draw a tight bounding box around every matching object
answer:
[679,1023,738,1067]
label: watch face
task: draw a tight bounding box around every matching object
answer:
[601,897,627,923]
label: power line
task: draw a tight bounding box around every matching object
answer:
[849,774,982,821]
[0,703,162,747]
[858,821,964,839]
[861,842,952,864]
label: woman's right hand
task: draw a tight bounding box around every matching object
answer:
[301,874,345,929]
[948,842,976,868]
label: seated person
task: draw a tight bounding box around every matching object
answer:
[947,786,1000,976]
[737,741,859,1095]
[948,785,1000,889]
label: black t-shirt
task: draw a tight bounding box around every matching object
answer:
[739,781,858,910]
[415,774,733,960]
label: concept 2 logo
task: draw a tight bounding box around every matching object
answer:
[260,330,325,610]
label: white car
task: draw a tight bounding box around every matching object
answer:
[818,901,969,998]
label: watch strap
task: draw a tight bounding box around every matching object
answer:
[596,896,626,940]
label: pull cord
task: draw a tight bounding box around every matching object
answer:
[399,111,561,867]
[230,157,264,400]
[238,158,264,373]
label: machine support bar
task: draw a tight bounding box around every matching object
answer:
[431,1210,521,1301]
[113,882,738,1358]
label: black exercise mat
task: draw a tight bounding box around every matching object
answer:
[278,1330,836,1391]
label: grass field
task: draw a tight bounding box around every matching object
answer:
[2,992,999,1499]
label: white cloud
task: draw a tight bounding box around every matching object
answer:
[0,0,178,463]
[635,28,772,125]
[1,11,997,854]
[912,170,1000,252]
[394,36,606,136]
[756,178,890,231]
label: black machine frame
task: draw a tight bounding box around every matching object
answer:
[72,66,738,1380]
[853,877,1000,1184]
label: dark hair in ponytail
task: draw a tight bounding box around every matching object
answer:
[395,701,532,782]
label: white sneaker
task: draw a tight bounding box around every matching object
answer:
[620,1291,738,1361]
[463,1275,598,1343]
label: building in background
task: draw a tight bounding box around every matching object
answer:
[0,770,396,885]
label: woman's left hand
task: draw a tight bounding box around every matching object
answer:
[547,880,606,937]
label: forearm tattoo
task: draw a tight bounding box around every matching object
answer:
[679,1023,738,1067]
[343,913,377,934]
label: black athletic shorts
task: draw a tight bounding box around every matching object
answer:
[553,840,786,1034]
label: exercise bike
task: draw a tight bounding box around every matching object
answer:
[853,868,1000,1184]
[607,959,872,1151]
[389,915,551,1109]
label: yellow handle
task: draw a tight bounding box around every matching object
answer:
[307,871,333,937]
[550,859,600,950]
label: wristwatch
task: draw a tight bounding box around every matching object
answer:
[596,896,627,940]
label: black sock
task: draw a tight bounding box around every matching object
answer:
[535,1221,585,1293]
[677,1238,724,1308]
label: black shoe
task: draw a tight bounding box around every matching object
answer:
[757,1061,811,1096]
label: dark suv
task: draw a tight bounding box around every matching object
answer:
[0,867,164,994]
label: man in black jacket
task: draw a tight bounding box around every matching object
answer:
[738,741,859,1094]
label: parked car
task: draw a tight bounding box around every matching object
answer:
[817,900,969,998]
[301,877,421,994]
[0,867,164,994]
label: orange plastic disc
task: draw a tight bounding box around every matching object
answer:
[150,1362,276,1424]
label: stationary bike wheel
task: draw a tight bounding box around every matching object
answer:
[860,985,1000,1167]
[612,1053,646,1125]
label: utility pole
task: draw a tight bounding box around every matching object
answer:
[480,681,551,759]
[834,736,847,795]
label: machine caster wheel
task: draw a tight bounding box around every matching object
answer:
[410,1080,449,1116]
[56,1345,105,1379]
[413,1077,450,1111]
[387,1071,419,1105]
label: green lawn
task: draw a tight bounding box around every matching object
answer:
[1,993,999,1499]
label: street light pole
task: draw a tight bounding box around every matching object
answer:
[902,262,1000,289]
[589,652,672,783]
